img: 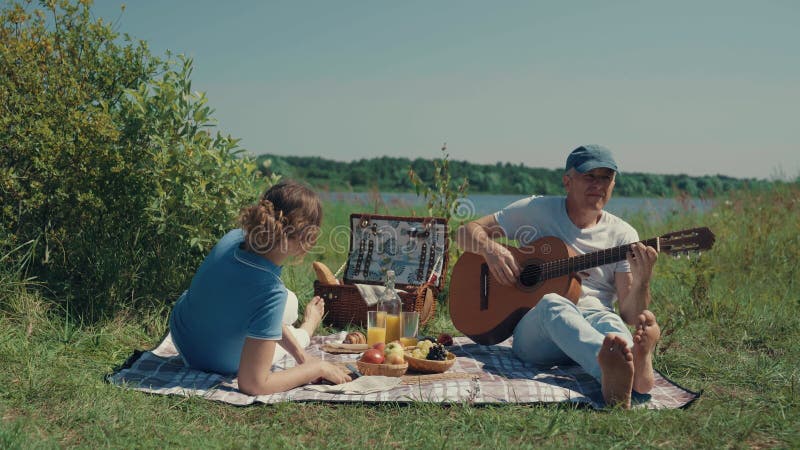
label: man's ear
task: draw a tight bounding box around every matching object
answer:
[562,174,571,192]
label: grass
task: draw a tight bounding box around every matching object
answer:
[1,186,799,448]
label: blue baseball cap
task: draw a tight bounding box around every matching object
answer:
[565,145,618,173]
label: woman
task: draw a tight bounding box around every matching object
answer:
[169,180,350,395]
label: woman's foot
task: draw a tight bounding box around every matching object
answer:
[299,296,325,337]
[632,310,661,394]
[597,334,634,409]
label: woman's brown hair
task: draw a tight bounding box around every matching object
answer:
[238,180,322,256]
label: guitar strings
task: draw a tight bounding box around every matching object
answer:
[520,238,657,282]
[544,238,657,277]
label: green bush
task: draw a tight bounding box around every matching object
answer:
[0,1,261,315]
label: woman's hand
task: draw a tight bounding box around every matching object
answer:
[314,361,352,385]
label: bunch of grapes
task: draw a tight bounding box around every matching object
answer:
[426,343,447,361]
[411,339,435,359]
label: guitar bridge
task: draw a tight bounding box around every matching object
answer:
[480,264,489,311]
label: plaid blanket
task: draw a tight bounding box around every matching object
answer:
[106,332,699,409]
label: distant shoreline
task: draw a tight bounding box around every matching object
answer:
[255,153,778,198]
[319,191,714,219]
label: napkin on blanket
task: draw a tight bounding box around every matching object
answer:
[303,376,402,394]
[354,284,406,306]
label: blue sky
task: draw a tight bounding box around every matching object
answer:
[91,1,799,179]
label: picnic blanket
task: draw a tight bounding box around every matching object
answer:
[106,332,699,409]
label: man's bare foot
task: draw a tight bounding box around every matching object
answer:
[299,296,325,337]
[632,309,661,393]
[597,334,634,409]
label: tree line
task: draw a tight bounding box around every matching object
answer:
[255,154,776,197]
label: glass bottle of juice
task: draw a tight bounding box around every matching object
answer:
[378,270,402,344]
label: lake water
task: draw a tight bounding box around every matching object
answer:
[322,192,713,221]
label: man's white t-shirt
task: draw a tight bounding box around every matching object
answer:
[494,196,639,310]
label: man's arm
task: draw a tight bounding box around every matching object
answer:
[456,214,520,287]
[615,242,658,324]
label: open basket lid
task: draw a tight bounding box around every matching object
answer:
[342,213,448,291]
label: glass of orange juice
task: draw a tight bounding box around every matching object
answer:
[384,313,401,343]
[399,311,419,347]
[367,310,386,346]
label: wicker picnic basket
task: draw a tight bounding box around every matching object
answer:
[356,360,408,377]
[315,214,448,329]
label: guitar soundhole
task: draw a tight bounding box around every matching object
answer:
[519,263,542,288]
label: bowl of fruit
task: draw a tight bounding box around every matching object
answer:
[356,342,408,377]
[404,339,456,374]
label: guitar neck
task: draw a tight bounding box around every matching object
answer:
[537,237,659,281]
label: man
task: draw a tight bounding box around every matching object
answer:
[456,145,661,408]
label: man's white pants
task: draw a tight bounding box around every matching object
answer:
[511,293,633,382]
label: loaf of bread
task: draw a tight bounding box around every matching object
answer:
[312,261,339,285]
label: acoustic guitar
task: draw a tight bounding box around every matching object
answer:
[448,227,715,345]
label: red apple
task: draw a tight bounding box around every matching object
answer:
[360,348,384,364]
[437,333,454,346]
[372,342,385,352]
